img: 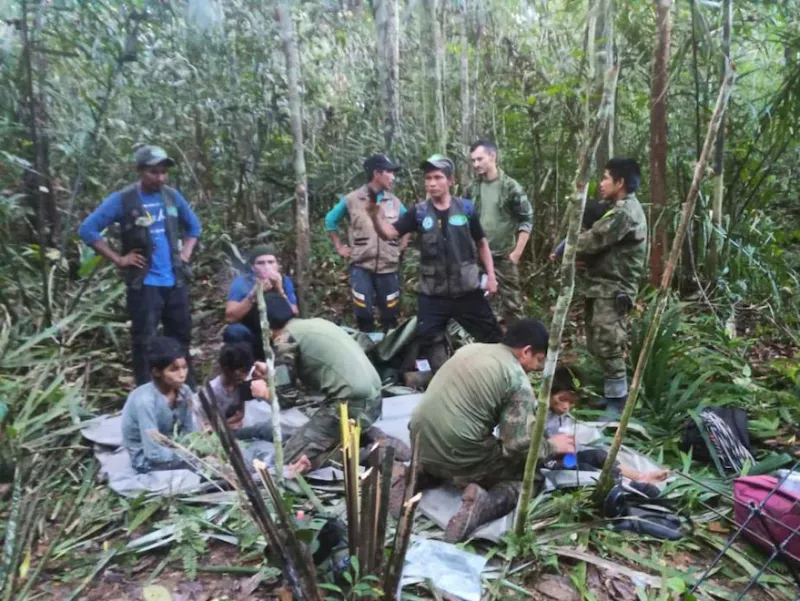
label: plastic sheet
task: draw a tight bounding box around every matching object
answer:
[401,538,488,601]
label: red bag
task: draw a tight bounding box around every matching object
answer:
[734,475,800,565]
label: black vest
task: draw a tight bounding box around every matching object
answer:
[416,198,480,297]
[120,184,184,289]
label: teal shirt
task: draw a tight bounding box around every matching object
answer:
[325,194,407,232]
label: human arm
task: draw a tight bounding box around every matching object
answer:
[550,239,566,261]
[173,190,202,262]
[283,276,299,315]
[575,208,632,256]
[497,380,555,459]
[476,238,498,296]
[397,204,411,251]
[507,182,533,265]
[366,190,408,241]
[224,277,258,324]
[78,192,146,268]
[325,198,351,258]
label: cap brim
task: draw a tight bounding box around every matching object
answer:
[420,160,451,172]
[140,158,176,168]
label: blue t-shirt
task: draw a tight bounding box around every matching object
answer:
[78,186,202,287]
[228,273,298,307]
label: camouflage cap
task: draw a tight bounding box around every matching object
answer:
[135,145,176,168]
[249,243,278,263]
[420,154,454,177]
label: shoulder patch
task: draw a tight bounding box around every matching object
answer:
[448,214,468,226]
[422,215,435,230]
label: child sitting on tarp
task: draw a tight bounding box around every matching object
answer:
[122,336,198,473]
[544,365,668,484]
[196,342,312,474]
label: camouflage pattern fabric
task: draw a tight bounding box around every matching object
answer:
[490,255,525,324]
[576,193,647,299]
[585,297,628,380]
[284,395,381,470]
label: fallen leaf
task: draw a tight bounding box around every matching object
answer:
[143,584,173,601]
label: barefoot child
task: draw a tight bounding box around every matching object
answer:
[545,365,669,484]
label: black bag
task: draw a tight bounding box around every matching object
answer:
[681,407,754,475]
[602,483,687,540]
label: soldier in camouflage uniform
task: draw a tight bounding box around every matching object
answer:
[465,140,534,325]
[262,294,410,470]
[392,319,576,542]
[575,158,647,415]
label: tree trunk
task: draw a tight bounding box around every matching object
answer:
[471,0,483,139]
[593,0,615,177]
[594,66,735,503]
[374,0,401,150]
[422,0,446,152]
[648,0,672,287]
[708,0,732,277]
[514,64,619,536]
[278,0,310,315]
[459,0,470,185]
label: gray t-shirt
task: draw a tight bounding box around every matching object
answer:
[197,376,272,442]
[122,382,197,472]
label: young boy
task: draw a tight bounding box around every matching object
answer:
[122,336,197,473]
[544,365,668,484]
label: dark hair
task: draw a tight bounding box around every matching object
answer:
[502,318,549,351]
[605,158,641,193]
[469,139,498,155]
[583,201,608,230]
[219,342,254,374]
[266,292,295,330]
[147,336,185,372]
[551,365,582,395]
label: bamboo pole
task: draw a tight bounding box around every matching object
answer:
[513,63,619,536]
[255,280,283,484]
[593,65,736,503]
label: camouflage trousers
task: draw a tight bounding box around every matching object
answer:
[585,297,628,380]
[490,256,525,324]
[284,394,382,470]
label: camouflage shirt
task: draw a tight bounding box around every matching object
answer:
[465,170,533,256]
[410,343,551,472]
[576,193,647,298]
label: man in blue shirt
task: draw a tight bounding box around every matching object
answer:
[224,244,298,360]
[78,145,202,386]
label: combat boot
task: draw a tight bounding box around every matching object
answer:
[444,482,519,542]
[364,426,412,462]
[603,376,628,418]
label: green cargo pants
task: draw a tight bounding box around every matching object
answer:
[284,394,382,470]
[490,255,525,324]
[585,296,628,381]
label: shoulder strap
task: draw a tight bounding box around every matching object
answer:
[120,183,142,214]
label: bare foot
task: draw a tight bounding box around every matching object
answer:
[639,469,669,483]
[288,454,312,478]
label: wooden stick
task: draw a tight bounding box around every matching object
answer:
[373,446,395,574]
[382,492,423,601]
[256,280,283,485]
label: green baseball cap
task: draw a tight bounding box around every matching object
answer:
[420,154,454,177]
[135,145,176,168]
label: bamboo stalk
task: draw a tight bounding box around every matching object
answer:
[514,63,620,536]
[0,466,23,596]
[255,280,283,485]
[382,492,423,601]
[358,466,376,571]
[372,446,395,574]
[593,65,736,503]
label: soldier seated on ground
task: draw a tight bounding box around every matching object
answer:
[262,292,411,470]
[224,244,298,360]
[195,342,312,475]
[392,318,576,542]
[122,336,198,473]
[544,365,668,485]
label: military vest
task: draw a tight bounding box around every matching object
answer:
[416,197,480,297]
[119,184,184,289]
[344,185,402,274]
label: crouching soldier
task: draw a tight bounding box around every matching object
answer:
[262,294,410,470]
[392,319,576,542]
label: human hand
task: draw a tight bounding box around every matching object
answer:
[180,248,192,263]
[117,250,146,268]
[485,274,498,297]
[548,252,557,262]
[250,379,270,400]
[366,188,380,217]
[337,245,352,259]
[549,433,576,455]
[508,249,522,265]
[253,361,268,379]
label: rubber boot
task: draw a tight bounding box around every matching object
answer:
[602,376,628,420]
[403,370,433,390]
[444,482,519,543]
[364,426,412,462]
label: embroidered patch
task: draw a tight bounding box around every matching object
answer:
[166,206,179,217]
[422,216,434,230]
[135,216,153,227]
[448,214,468,226]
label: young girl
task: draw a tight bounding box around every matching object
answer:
[545,365,668,484]
[122,336,197,473]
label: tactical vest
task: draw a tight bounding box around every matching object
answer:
[344,185,402,274]
[416,197,480,297]
[120,184,184,289]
